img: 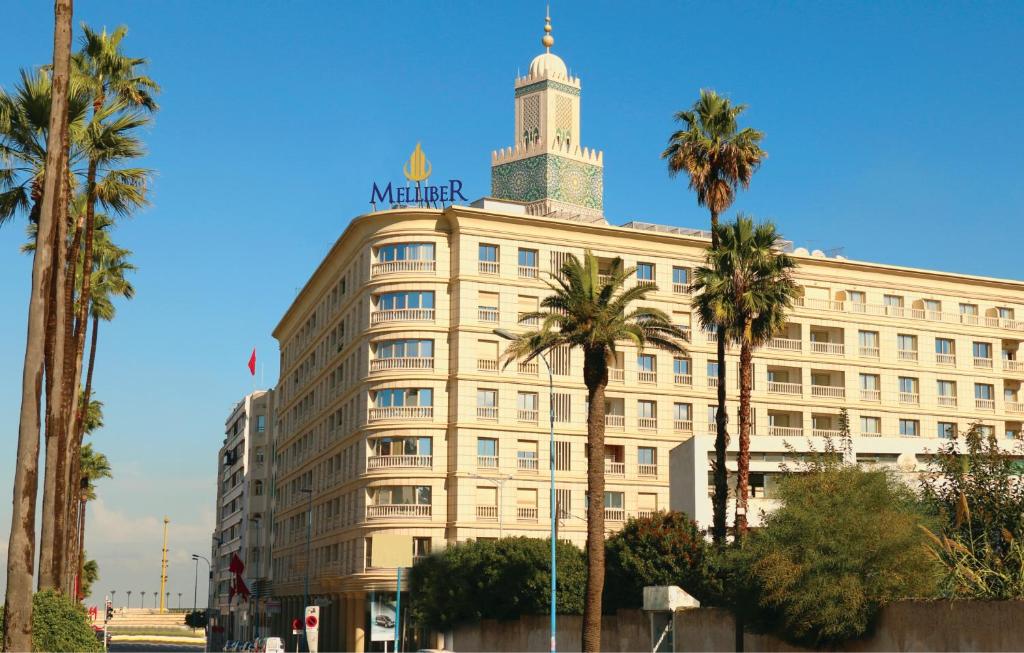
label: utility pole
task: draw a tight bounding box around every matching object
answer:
[159,516,170,613]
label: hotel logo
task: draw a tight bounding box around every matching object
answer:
[402,143,432,182]
[370,143,466,209]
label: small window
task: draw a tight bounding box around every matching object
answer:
[884,294,904,307]
[636,262,655,282]
[479,244,498,262]
[973,342,993,359]
[707,361,719,378]
[847,290,866,304]
[861,416,881,435]
[975,384,994,400]
[673,358,691,375]
[937,422,956,439]
[935,338,955,355]
[637,400,657,419]
[998,307,1015,320]
[413,537,432,559]
[899,377,918,393]
[672,267,690,286]
[256,415,266,432]
[638,447,657,466]
[859,374,879,390]
[897,334,917,352]
[960,303,979,316]
[899,419,919,437]
[637,354,656,372]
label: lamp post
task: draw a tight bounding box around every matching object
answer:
[192,554,211,641]
[494,328,557,652]
[111,590,116,608]
[299,487,313,652]
[178,592,182,609]
[141,592,146,609]
[126,590,131,610]
[249,515,262,640]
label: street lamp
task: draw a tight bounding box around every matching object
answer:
[249,515,262,640]
[178,592,182,609]
[495,327,557,653]
[299,487,313,652]
[192,554,212,641]
[126,590,132,610]
[111,590,116,608]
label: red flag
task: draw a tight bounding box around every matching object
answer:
[228,553,250,602]
[248,348,256,376]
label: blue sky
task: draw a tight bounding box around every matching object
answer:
[1,1,1022,605]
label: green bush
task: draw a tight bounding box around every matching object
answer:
[604,511,720,611]
[19,589,103,652]
[410,536,585,630]
[727,466,939,648]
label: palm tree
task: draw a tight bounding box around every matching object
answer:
[4,0,73,645]
[693,216,798,537]
[501,251,688,652]
[74,440,112,598]
[662,89,766,545]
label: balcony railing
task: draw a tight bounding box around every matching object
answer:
[518,313,540,326]
[605,508,626,521]
[708,377,720,388]
[898,350,919,362]
[899,392,920,404]
[811,385,846,399]
[477,455,499,468]
[705,330,719,343]
[976,398,995,410]
[518,265,540,279]
[517,457,539,472]
[672,283,690,295]
[368,406,433,422]
[811,341,845,355]
[861,389,881,401]
[479,261,499,275]
[862,431,882,438]
[605,414,625,429]
[974,357,994,369]
[476,505,498,520]
[605,461,625,475]
[792,297,1024,333]
[812,429,842,438]
[1004,359,1024,372]
[367,504,431,519]
[674,373,693,386]
[517,507,539,522]
[638,464,658,477]
[637,509,656,519]
[1007,401,1024,415]
[768,381,802,395]
[518,361,538,375]
[609,368,624,382]
[859,346,880,357]
[478,308,499,322]
[638,371,657,384]
[638,417,658,430]
[936,353,956,366]
[517,409,539,423]
[938,396,957,407]
[673,419,693,433]
[768,426,803,437]
[370,260,436,276]
[371,308,435,325]
[477,407,498,420]
[367,455,432,470]
[370,357,434,372]
[477,359,498,372]
[767,337,801,352]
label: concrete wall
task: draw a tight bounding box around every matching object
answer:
[451,610,648,652]
[674,601,1024,652]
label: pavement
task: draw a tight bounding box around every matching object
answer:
[109,643,204,652]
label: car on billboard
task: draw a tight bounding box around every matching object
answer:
[374,614,395,629]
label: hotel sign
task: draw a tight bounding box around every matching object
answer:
[370,142,466,208]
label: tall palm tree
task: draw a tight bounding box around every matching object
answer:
[4,0,73,646]
[693,216,798,537]
[74,440,111,599]
[662,89,766,544]
[501,251,688,652]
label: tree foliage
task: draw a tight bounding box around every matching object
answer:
[409,537,586,631]
[726,466,939,647]
[0,589,103,652]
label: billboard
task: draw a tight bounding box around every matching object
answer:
[369,593,396,642]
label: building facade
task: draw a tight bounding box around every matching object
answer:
[265,18,1024,653]
[210,390,273,647]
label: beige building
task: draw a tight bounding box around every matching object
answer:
[265,18,1024,653]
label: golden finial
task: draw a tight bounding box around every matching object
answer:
[542,5,554,51]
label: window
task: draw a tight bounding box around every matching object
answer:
[413,537,432,559]
[637,262,655,283]
[861,416,881,436]
[518,248,538,269]
[256,415,266,432]
[255,447,265,464]
[638,447,657,466]
[254,480,264,496]
[553,392,572,422]
[555,488,571,518]
[673,403,692,421]
[604,491,625,509]
[884,294,904,308]
[477,438,498,457]
[847,290,866,304]
[960,303,979,316]
[897,334,917,353]
[517,440,538,465]
[998,307,1015,320]
[637,400,656,419]
[937,380,957,398]
[371,486,431,505]
[375,436,431,457]
[377,339,434,359]
[899,419,920,437]
[479,243,498,262]
[860,374,879,390]
[377,291,434,310]
[973,342,993,359]
[672,267,689,287]
[377,242,435,262]
[517,392,538,412]
[707,361,720,379]
[637,354,656,381]
[935,338,955,356]
[924,299,941,314]
[478,291,499,321]
[937,422,956,439]
[899,377,918,393]
[859,330,879,355]
[374,388,433,407]
[673,358,691,376]
[554,441,572,471]
[975,384,994,400]
[477,389,498,419]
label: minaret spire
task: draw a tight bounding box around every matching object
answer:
[542,5,554,52]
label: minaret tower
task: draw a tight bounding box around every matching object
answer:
[491,9,605,224]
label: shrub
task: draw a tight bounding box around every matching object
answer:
[30,589,103,652]
[604,511,720,611]
[410,537,585,630]
[727,466,939,647]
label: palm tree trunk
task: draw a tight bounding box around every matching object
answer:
[709,208,730,545]
[735,324,754,538]
[5,0,73,647]
[581,349,607,653]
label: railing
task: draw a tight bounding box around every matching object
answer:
[639,464,658,477]
[708,377,720,388]
[477,455,499,468]
[479,261,499,275]
[517,409,539,423]
[637,509,656,519]
[673,419,693,433]
[973,357,993,369]
[768,381,802,395]
[368,406,433,421]
[477,407,498,420]
[938,396,957,407]
[518,361,539,375]
[1004,359,1024,372]
[768,426,803,437]
[517,457,539,471]
[367,455,432,470]
[707,423,718,434]
[936,353,956,366]
[476,505,498,520]
[811,341,845,355]
[638,417,658,430]
[371,260,436,276]
[517,507,539,521]
[672,283,690,295]
[674,373,693,386]
[371,308,435,324]
[976,398,995,410]
[792,296,1024,333]
[811,385,846,399]
[370,357,434,372]
[605,461,625,475]
[705,330,719,343]
[898,350,919,362]
[478,308,499,322]
[859,346,880,357]
[636,279,657,288]
[609,368,624,382]
[861,430,882,437]
[518,314,540,326]
[367,504,431,519]
[638,371,657,383]
[811,429,842,438]
[899,392,920,404]
[861,389,881,401]
[605,508,626,521]
[518,265,540,279]
[767,337,801,352]
[477,359,498,372]
[1007,401,1024,415]
[605,414,625,429]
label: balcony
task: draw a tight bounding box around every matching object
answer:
[862,430,882,438]
[367,455,432,470]
[811,429,842,438]
[638,464,658,477]
[976,398,995,411]
[518,361,538,375]
[518,265,540,279]
[518,314,540,327]
[674,373,693,386]
[517,457,539,472]
[517,409,539,423]
[768,426,803,437]
[811,385,846,399]
[476,407,498,421]
[936,353,956,366]
[476,505,498,521]
[859,346,880,358]
[938,396,957,407]
[370,357,434,372]
[371,260,436,276]
[673,419,693,433]
[609,368,624,383]
[708,377,720,389]
[638,417,658,430]
[898,350,919,362]
[705,330,719,344]
[477,455,499,468]
[605,508,626,522]
[899,392,920,405]
[767,337,801,352]
[477,359,498,372]
[1005,359,1024,373]
[638,371,657,384]
[605,461,625,476]
[605,414,625,429]
[768,381,802,395]
[368,406,433,422]
[478,308,499,322]
[478,261,499,275]
[790,296,1024,334]
[367,504,431,519]
[974,357,994,369]
[811,342,845,356]
[861,389,881,402]
[1007,401,1024,415]
[517,507,539,522]
[637,509,656,519]
[672,283,690,295]
[371,308,435,325]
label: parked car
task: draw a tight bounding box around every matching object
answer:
[264,637,285,653]
[223,641,237,652]
[375,614,395,629]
